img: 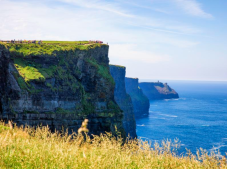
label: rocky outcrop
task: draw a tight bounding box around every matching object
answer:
[139,82,179,100]
[0,43,124,136]
[125,78,150,118]
[110,65,136,138]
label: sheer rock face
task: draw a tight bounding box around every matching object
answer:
[139,82,179,100]
[0,45,10,117]
[125,78,150,118]
[110,65,137,138]
[0,43,124,136]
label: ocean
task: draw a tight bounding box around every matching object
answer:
[136,81,227,155]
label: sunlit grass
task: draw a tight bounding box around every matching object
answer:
[0,121,226,168]
[42,41,89,44]
[0,41,107,57]
[14,64,45,82]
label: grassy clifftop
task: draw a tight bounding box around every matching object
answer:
[1,41,112,92]
[0,122,226,168]
[0,41,106,56]
[0,41,107,57]
[109,64,125,69]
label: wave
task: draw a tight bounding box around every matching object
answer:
[139,136,149,139]
[164,98,185,101]
[137,124,145,127]
[159,113,178,118]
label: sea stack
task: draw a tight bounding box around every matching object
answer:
[139,82,179,100]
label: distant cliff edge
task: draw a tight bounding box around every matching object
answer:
[139,82,179,100]
[110,65,137,138]
[125,78,150,118]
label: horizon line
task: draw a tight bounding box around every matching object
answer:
[139,79,227,83]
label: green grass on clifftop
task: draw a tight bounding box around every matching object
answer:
[6,41,110,90]
[1,41,107,57]
[110,64,125,69]
[0,122,226,169]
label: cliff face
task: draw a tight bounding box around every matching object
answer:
[110,65,136,138]
[139,82,179,100]
[125,78,150,118]
[0,42,124,136]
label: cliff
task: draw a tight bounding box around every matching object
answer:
[139,82,179,100]
[0,42,124,136]
[125,78,150,118]
[109,65,136,138]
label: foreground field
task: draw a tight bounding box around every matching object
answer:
[0,122,226,169]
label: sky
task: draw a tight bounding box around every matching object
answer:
[0,0,227,81]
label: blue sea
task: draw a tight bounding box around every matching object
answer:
[136,81,227,155]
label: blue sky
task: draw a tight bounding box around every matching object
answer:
[1,0,227,81]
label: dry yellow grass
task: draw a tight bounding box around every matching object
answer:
[0,121,226,169]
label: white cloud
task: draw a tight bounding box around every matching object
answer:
[0,0,202,41]
[110,44,170,64]
[172,0,213,18]
[58,0,134,18]
[0,0,225,81]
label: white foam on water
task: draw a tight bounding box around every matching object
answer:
[159,113,178,118]
[137,124,145,127]
[139,136,149,140]
[164,98,180,101]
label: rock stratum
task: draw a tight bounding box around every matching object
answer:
[139,82,179,100]
[125,78,150,118]
[0,42,124,136]
[110,65,136,138]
